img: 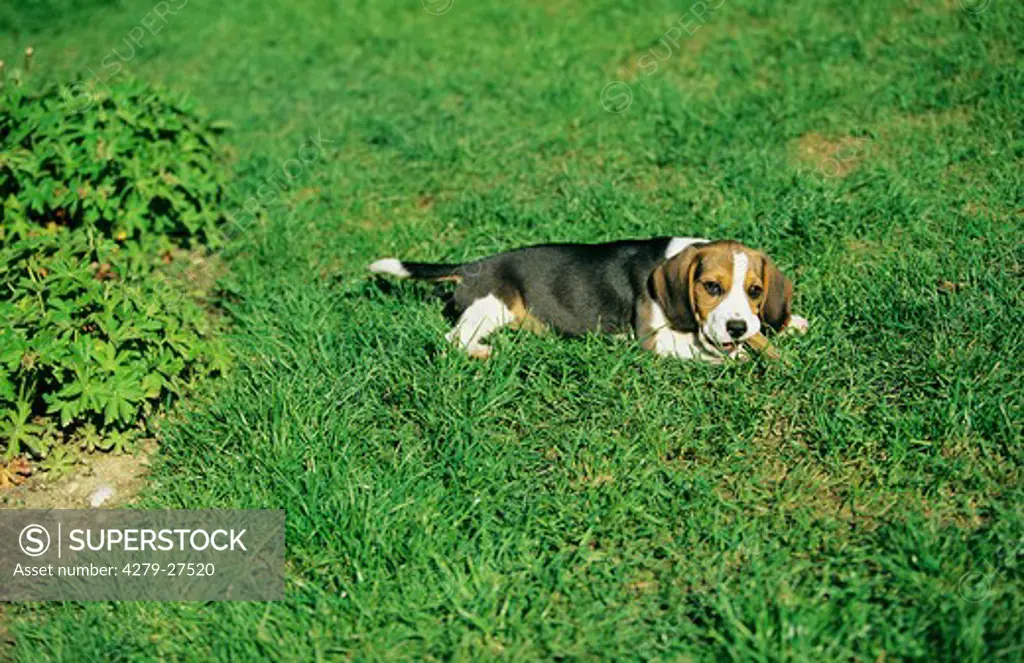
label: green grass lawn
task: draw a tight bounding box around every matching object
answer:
[4,0,1022,659]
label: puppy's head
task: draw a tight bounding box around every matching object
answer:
[650,241,792,354]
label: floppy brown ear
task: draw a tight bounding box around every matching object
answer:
[761,255,793,332]
[649,247,701,332]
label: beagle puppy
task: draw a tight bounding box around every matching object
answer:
[369,237,808,361]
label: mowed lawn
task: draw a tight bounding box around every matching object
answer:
[4,0,1022,660]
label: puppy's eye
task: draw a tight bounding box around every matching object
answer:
[747,285,763,299]
[703,281,723,297]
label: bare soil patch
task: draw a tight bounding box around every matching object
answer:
[0,442,155,510]
[788,133,869,178]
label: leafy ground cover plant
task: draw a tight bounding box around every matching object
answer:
[0,78,231,470]
[1,78,231,250]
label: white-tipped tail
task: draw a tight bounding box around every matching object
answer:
[368,258,411,278]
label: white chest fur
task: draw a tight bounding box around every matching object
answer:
[637,299,728,362]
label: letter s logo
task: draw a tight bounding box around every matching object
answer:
[19,524,51,557]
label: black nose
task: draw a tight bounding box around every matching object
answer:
[726,320,747,339]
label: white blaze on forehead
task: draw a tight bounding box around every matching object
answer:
[729,252,749,299]
[703,250,760,343]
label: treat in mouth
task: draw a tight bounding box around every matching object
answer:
[744,332,781,360]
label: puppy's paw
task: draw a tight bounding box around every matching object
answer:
[731,345,752,362]
[787,315,809,334]
[467,344,493,360]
